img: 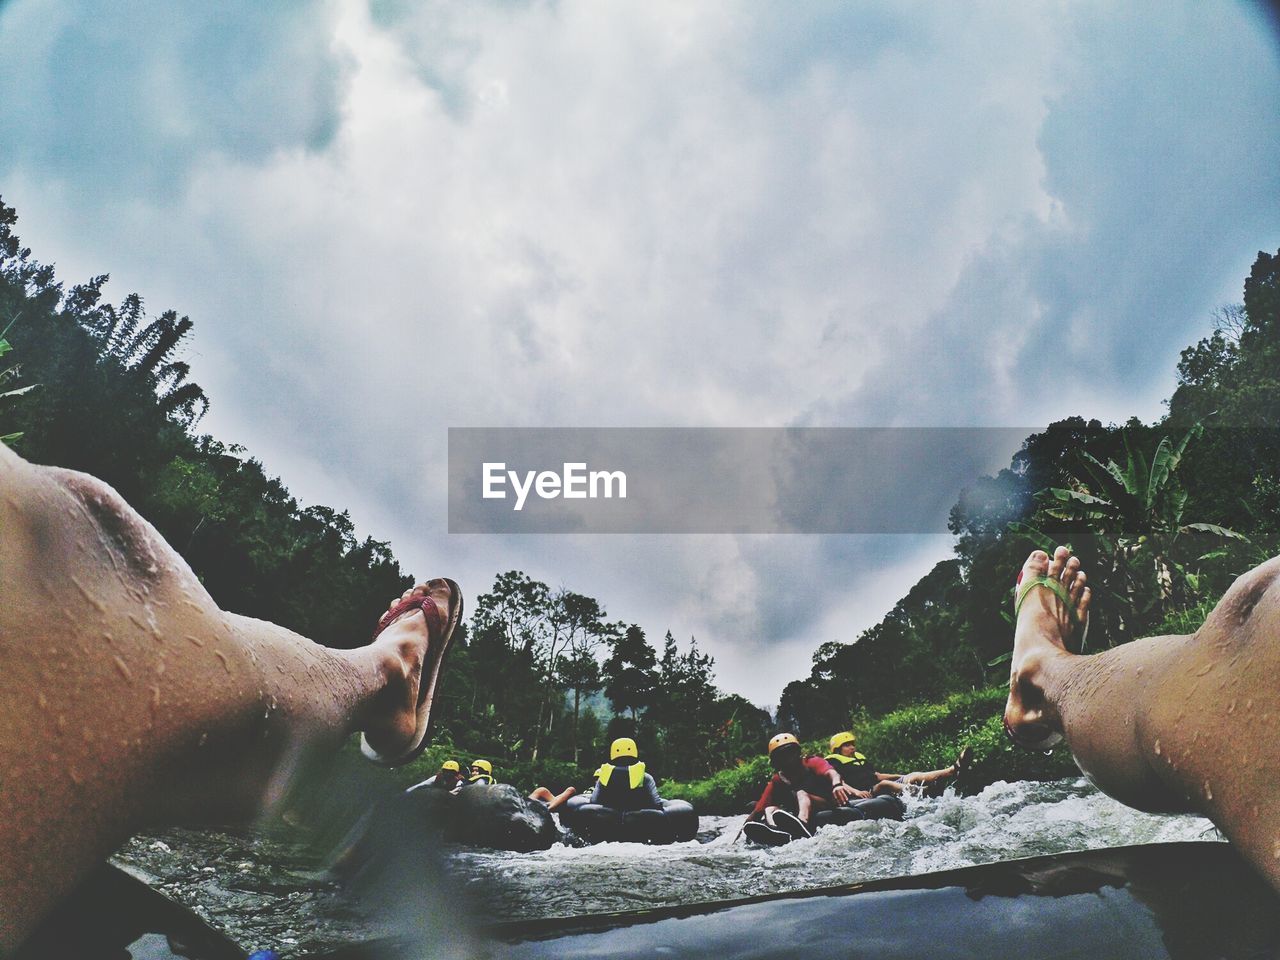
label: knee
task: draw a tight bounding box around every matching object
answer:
[1206,558,1280,635]
[46,467,166,585]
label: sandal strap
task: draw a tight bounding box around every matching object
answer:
[1014,575,1080,624]
[373,595,445,640]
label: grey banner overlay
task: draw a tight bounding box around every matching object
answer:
[449,428,1040,534]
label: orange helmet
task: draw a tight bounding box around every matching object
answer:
[767,732,800,755]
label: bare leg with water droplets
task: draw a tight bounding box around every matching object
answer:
[0,445,457,951]
[1005,546,1280,891]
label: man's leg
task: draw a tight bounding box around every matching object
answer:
[1005,546,1280,891]
[0,446,450,949]
[544,786,577,812]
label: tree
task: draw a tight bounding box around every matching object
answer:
[649,632,718,777]
[603,624,658,725]
[0,317,37,445]
[558,647,603,764]
[1038,425,1247,630]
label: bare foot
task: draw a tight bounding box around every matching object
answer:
[1004,547,1092,750]
[360,578,461,765]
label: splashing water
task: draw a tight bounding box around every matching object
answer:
[117,778,1218,952]
[447,778,1219,920]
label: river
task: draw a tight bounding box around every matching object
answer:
[114,777,1218,954]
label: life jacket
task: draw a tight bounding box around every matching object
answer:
[825,751,868,766]
[595,760,647,790]
[467,773,495,786]
[825,751,875,791]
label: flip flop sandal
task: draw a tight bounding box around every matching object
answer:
[360,578,464,766]
[743,821,792,847]
[771,809,813,840]
[1013,570,1090,649]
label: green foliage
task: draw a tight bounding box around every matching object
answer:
[1032,422,1248,630]
[662,755,773,816]
[666,687,1079,816]
[0,316,39,444]
[377,737,587,795]
[852,687,1077,788]
[603,624,658,721]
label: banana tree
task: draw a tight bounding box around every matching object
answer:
[1039,423,1247,622]
[0,317,38,445]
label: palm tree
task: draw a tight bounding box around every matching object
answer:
[84,295,209,425]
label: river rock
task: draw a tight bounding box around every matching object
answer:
[402,783,560,852]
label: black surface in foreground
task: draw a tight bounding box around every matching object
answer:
[480,842,1279,960]
[17,842,1280,959]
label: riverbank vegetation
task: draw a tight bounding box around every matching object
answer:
[2,193,1277,809]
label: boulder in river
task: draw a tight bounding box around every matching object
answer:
[401,783,560,852]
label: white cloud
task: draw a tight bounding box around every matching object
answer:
[2,1,1278,702]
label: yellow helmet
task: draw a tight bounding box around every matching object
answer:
[829,731,856,752]
[767,732,800,755]
[441,760,461,772]
[470,759,492,775]
[610,737,639,760]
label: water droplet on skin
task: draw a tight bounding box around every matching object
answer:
[1204,781,1213,801]
[57,715,67,732]
[37,692,48,710]
[69,769,82,785]
[113,655,133,681]
[1153,740,1161,756]
[185,635,204,647]
[1228,700,1237,715]
[214,650,231,673]
[197,732,208,748]
[69,574,107,613]
[82,728,93,744]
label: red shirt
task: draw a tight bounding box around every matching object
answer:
[751,756,835,816]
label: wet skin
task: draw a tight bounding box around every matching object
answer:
[0,445,448,950]
[1005,546,1280,891]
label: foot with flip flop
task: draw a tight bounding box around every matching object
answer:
[360,578,464,766]
[1004,546,1091,750]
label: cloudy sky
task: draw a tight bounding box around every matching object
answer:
[2,1,1278,705]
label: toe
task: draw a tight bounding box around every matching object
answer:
[1078,585,1093,620]
[1048,545,1070,579]
[1068,570,1087,604]
[1019,550,1050,590]
[1061,554,1080,587]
